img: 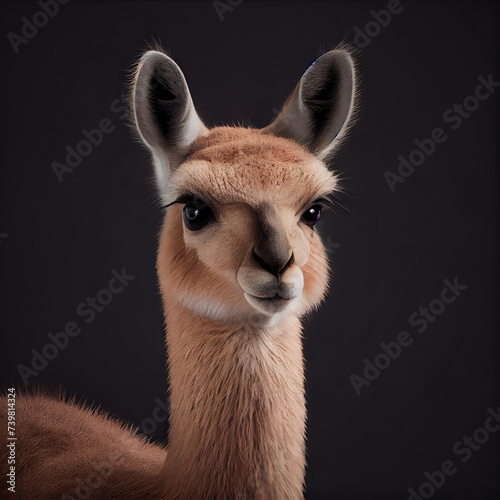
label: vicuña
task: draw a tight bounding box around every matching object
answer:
[1,46,357,499]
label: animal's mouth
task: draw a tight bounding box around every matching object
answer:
[268,294,289,302]
[237,269,303,317]
[251,293,291,304]
[244,292,296,315]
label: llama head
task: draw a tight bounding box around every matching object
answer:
[132,49,356,327]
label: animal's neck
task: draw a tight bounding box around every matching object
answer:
[161,303,306,499]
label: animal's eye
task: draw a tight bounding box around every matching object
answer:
[182,200,214,231]
[301,204,322,228]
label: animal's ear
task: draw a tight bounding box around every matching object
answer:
[132,51,207,194]
[263,49,356,161]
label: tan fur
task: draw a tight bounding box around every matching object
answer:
[0,392,167,498]
[1,48,356,498]
[154,133,332,497]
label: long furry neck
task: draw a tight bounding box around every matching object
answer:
[160,303,306,499]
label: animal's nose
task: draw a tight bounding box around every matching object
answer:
[252,246,294,278]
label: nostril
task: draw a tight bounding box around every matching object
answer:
[252,248,294,277]
[281,252,294,273]
[252,248,277,277]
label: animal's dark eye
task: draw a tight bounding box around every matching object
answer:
[182,200,214,231]
[301,204,322,228]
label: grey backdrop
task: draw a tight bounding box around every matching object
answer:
[0,1,498,499]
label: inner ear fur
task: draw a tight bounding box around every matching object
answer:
[132,50,206,193]
[263,49,357,161]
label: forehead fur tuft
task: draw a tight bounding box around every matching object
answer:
[170,126,338,208]
[189,127,310,165]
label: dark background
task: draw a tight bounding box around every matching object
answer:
[0,1,498,499]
